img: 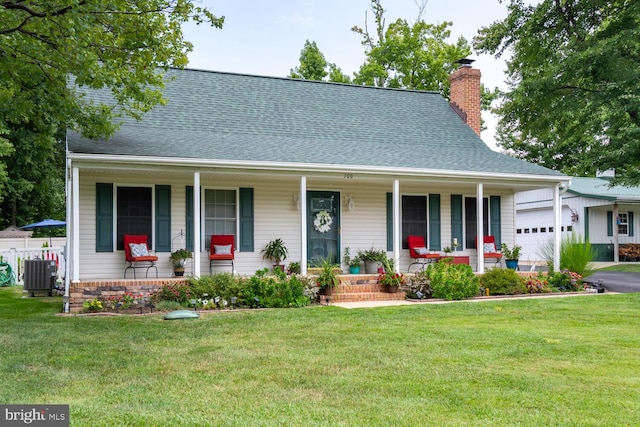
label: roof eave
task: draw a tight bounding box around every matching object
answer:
[67,152,568,184]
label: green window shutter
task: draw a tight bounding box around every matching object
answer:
[387,192,393,251]
[490,196,502,246]
[629,212,634,237]
[155,185,171,252]
[239,188,254,252]
[607,211,613,236]
[185,186,194,251]
[96,183,113,252]
[451,195,463,248]
[428,194,441,250]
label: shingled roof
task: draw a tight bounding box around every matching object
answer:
[67,68,563,178]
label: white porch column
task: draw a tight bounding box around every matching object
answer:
[476,183,485,273]
[72,166,80,283]
[63,159,73,313]
[613,203,619,263]
[193,172,201,278]
[300,176,308,276]
[553,184,561,271]
[393,179,400,269]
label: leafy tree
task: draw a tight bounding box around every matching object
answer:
[352,0,479,95]
[289,40,328,81]
[0,1,224,224]
[350,0,498,124]
[289,39,351,83]
[474,0,640,185]
[0,123,65,231]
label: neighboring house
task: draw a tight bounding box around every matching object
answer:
[65,64,568,282]
[0,225,32,239]
[516,174,640,263]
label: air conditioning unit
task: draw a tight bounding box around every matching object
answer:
[23,259,57,297]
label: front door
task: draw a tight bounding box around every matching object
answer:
[307,191,340,265]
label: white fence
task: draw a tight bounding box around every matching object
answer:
[0,246,66,285]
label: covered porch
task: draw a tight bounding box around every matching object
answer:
[64,160,568,312]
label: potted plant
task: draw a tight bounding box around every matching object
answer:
[315,257,341,295]
[170,248,192,277]
[443,246,452,256]
[500,243,522,270]
[262,238,288,271]
[358,247,386,274]
[378,257,405,292]
[343,247,361,274]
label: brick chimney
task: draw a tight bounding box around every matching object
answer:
[449,59,481,136]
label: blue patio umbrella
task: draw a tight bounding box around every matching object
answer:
[20,219,66,246]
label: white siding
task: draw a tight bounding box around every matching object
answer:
[76,171,518,278]
[516,189,640,262]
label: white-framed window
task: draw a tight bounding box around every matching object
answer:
[204,189,237,246]
[618,212,629,235]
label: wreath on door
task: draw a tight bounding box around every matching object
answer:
[313,210,333,233]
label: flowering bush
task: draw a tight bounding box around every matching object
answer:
[152,283,191,304]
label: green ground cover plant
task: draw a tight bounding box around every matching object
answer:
[1,287,639,426]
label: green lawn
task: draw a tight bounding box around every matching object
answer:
[1,287,639,426]
[596,263,640,273]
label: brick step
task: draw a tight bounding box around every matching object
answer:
[319,291,406,303]
[334,283,384,293]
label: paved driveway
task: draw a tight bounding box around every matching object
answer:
[583,271,640,293]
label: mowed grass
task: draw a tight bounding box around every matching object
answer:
[1,287,639,426]
[596,263,640,273]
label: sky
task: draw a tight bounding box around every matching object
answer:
[182,0,514,150]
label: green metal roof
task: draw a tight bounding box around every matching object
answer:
[568,177,640,201]
[67,68,564,178]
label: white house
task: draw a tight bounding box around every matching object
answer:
[65,64,568,290]
[516,174,640,263]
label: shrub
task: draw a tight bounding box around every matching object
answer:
[237,268,306,308]
[426,262,479,300]
[479,268,526,295]
[184,269,316,309]
[189,273,241,301]
[406,270,433,299]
